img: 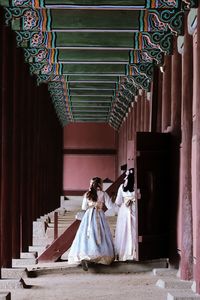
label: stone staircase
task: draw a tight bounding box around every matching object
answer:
[1,196,200,300]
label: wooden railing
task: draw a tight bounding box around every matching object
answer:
[106,172,125,200]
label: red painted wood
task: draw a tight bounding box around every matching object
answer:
[134,132,171,261]
[180,14,193,281]
[140,90,145,132]
[150,66,163,132]
[63,148,116,155]
[54,212,58,240]
[38,220,81,262]
[162,55,172,132]
[106,172,125,201]
[0,6,3,274]
[11,36,21,259]
[136,95,141,131]
[1,24,13,268]
[168,38,182,268]
[0,19,63,265]
[171,37,182,138]
[194,6,200,293]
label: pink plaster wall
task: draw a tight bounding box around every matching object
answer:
[64,123,116,149]
[63,155,116,191]
[63,123,117,192]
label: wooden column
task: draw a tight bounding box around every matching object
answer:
[19,59,29,252]
[162,55,172,132]
[26,74,34,247]
[136,95,141,131]
[133,99,137,135]
[11,35,21,259]
[0,7,3,274]
[180,14,193,280]
[144,92,150,132]
[1,24,13,267]
[168,38,182,268]
[171,38,182,138]
[127,107,132,141]
[132,101,137,138]
[140,90,145,131]
[150,66,163,132]
[124,118,127,165]
[194,6,200,293]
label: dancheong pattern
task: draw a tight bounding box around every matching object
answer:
[1,0,197,128]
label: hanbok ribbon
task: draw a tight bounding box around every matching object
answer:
[124,196,135,207]
[87,200,102,245]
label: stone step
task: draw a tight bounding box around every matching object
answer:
[28,259,168,276]
[153,268,178,277]
[0,292,11,300]
[12,258,37,267]
[20,252,37,259]
[0,278,27,289]
[28,246,46,256]
[1,268,28,279]
[156,278,192,289]
[167,290,200,300]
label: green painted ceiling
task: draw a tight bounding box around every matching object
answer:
[0,0,197,129]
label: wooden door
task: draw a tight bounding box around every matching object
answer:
[134,132,172,261]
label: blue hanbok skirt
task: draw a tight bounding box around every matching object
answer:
[68,207,115,265]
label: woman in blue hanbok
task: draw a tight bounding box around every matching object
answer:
[68,177,115,270]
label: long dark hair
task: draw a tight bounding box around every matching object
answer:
[123,168,134,192]
[86,177,102,202]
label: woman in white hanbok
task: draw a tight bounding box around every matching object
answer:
[68,177,115,270]
[114,168,136,261]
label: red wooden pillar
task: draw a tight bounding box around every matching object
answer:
[168,38,182,268]
[140,90,145,131]
[162,55,172,132]
[30,78,39,222]
[122,118,127,165]
[133,99,137,135]
[132,101,136,138]
[171,38,182,138]
[11,34,21,259]
[19,59,29,252]
[0,6,3,273]
[26,74,34,247]
[144,94,150,132]
[194,6,200,293]
[150,66,163,132]
[127,107,132,141]
[143,92,148,131]
[136,95,141,131]
[156,70,163,132]
[180,14,193,280]
[1,24,13,267]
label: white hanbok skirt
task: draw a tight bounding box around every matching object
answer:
[114,203,136,261]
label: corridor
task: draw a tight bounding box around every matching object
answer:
[1,197,199,300]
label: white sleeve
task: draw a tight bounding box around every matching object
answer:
[81,193,88,210]
[115,184,124,207]
[104,192,115,210]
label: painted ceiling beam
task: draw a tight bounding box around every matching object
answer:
[63,73,125,76]
[45,5,145,10]
[68,81,117,83]
[1,0,188,127]
[56,47,133,50]
[60,61,128,64]
[52,29,138,32]
[70,100,112,103]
